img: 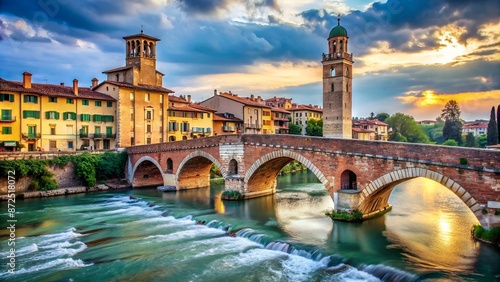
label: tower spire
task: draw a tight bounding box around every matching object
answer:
[337,13,341,25]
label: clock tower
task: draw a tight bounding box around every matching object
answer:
[322,15,353,139]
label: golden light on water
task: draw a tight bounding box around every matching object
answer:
[214,191,226,214]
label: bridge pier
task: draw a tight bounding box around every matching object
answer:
[334,189,361,211]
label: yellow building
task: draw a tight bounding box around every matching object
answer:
[94,31,174,147]
[262,108,273,134]
[289,104,323,135]
[0,72,116,151]
[199,91,271,134]
[167,95,215,141]
[271,107,291,134]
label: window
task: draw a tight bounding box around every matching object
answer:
[48,97,57,103]
[45,111,60,120]
[106,127,113,137]
[95,101,102,107]
[93,115,103,122]
[146,137,151,144]
[68,141,73,149]
[66,98,74,104]
[207,113,210,118]
[24,95,38,103]
[23,110,40,119]
[2,127,12,134]
[95,126,101,134]
[130,92,134,101]
[331,82,334,92]
[169,122,178,131]
[80,114,91,122]
[330,67,335,76]
[103,115,114,122]
[1,109,12,121]
[182,112,187,118]
[131,137,135,145]
[106,101,113,107]
[66,125,73,134]
[145,93,150,102]
[63,112,77,120]
[169,111,175,117]
[50,126,56,135]
[167,158,173,172]
[146,111,152,120]
[0,93,14,102]
[147,124,151,133]
[181,122,190,132]
[346,67,349,77]
[82,100,89,106]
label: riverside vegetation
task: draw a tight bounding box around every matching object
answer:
[0,151,127,191]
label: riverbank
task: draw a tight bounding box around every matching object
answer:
[0,179,131,201]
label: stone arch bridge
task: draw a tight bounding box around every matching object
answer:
[125,134,500,226]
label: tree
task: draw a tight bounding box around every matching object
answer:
[477,134,488,148]
[375,112,390,122]
[306,119,323,136]
[441,100,463,144]
[465,132,478,147]
[497,105,500,143]
[487,106,498,145]
[420,119,444,144]
[442,139,458,146]
[369,112,375,120]
[386,113,429,143]
[289,123,302,135]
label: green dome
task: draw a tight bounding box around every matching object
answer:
[329,24,348,38]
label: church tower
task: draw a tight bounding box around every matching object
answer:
[322,15,353,139]
[121,30,162,86]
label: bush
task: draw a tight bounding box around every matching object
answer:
[488,227,500,244]
[28,180,39,191]
[326,209,363,222]
[39,175,58,191]
[473,225,484,238]
[459,158,468,165]
[221,190,245,200]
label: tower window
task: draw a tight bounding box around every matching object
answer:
[330,67,335,77]
[346,68,349,77]
[331,82,334,92]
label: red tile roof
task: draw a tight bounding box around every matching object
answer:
[352,127,374,133]
[168,95,189,103]
[270,107,291,114]
[191,103,216,112]
[355,119,388,126]
[97,80,174,93]
[102,65,134,73]
[289,104,323,113]
[0,78,115,101]
[463,123,488,129]
[214,113,243,122]
[123,32,161,41]
[219,92,271,108]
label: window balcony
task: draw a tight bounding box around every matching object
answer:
[245,123,261,130]
[0,116,16,123]
[22,133,41,139]
[223,126,235,132]
[106,133,116,139]
[93,133,103,139]
[79,133,89,138]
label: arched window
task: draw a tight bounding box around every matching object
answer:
[166,158,173,173]
[333,41,337,52]
[330,67,335,77]
[341,170,357,190]
[346,67,349,77]
[228,159,238,175]
[340,40,344,51]
[182,136,187,140]
[169,136,176,142]
[331,82,334,92]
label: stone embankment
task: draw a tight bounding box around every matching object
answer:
[0,180,130,201]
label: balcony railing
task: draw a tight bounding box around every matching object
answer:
[244,123,261,130]
[223,126,235,132]
[79,133,89,138]
[106,133,116,138]
[322,52,353,62]
[22,133,41,139]
[0,116,16,123]
[93,133,103,138]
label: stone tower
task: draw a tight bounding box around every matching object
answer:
[122,30,161,86]
[322,15,353,139]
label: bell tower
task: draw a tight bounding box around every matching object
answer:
[122,29,161,86]
[322,15,353,139]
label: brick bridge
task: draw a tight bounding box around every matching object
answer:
[125,135,500,226]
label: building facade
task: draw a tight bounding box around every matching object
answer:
[0,72,116,151]
[213,113,243,136]
[462,121,488,136]
[94,31,174,147]
[271,107,291,134]
[289,104,323,135]
[167,95,215,141]
[322,16,353,139]
[352,119,389,141]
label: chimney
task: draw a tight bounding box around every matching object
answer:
[257,96,262,103]
[92,78,98,87]
[214,89,218,96]
[187,95,191,103]
[73,79,79,95]
[60,83,65,86]
[250,94,255,101]
[22,71,32,89]
[228,91,232,95]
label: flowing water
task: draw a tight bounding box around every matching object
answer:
[1,170,499,281]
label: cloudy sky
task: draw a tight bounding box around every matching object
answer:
[0,0,498,120]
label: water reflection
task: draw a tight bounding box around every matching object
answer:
[384,177,480,273]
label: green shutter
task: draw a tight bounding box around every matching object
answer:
[63,112,68,120]
[55,112,60,120]
[72,113,77,120]
[35,111,40,119]
[45,111,50,119]
[24,96,28,102]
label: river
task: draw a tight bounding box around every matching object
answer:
[1,170,499,281]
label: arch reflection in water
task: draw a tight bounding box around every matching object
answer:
[384,177,480,273]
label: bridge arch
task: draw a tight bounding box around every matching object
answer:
[244,149,328,194]
[176,150,226,190]
[359,168,484,225]
[131,156,165,187]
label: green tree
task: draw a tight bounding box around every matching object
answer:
[375,112,390,122]
[386,113,429,143]
[306,119,323,136]
[289,123,302,135]
[441,100,463,144]
[487,106,499,145]
[420,119,444,144]
[442,139,458,146]
[477,134,488,148]
[465,132,478,147]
